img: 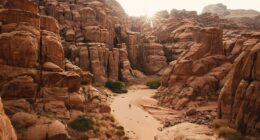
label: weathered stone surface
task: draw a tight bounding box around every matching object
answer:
[157,27,231,109]
[4,0,39,14]
[1,76,37,99]
[42,31,64,69]
[65,29,75,42]
[88,43,107,83]
[40,15,60,34]
[156,123,214,140]
[43,62,64,72]
[0,31,38,67]
[23,120,69,140]
[0,9,40,29]
[0,98,17,140]
[83,26,101,42]
[3,99,31,116]
[142,42,167,74]
[218,42,260,136]
[42,71,81,92]
[79,47,90,71]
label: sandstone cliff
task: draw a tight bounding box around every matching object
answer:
[218,32,260,137]
[0,0,128,139]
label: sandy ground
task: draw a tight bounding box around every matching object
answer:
[110,85,218,140]
[110,85,162,140]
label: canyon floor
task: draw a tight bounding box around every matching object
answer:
[110,85,219,140]
[111,85,162,139]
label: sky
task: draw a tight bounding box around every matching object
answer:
[116,0,260,16]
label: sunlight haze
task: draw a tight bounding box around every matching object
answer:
[116,0,260,16]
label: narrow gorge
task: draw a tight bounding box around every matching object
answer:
[0,0,259,140]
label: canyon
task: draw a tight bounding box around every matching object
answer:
[0,0,259,140]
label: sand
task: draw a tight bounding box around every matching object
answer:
[110,86,162,140]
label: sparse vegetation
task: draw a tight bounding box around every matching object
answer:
[68,116,93,132]
[105,80,128,93]
[146,78,161,89]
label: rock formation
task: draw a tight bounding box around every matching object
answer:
[156,27,232,110]
[0,97,17,140]
[218,33,260,137]
[0,0,128,139]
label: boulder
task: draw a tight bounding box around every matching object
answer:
[83,26,101,42]
[40,15,60,34]
[42,71,81,92]
[3,99,31,116]
[1,76,37,99]
[0,31,38,68]
[43,62,64,72]
[0,9,40,29]
[42,31,64,69]
[24,120,69,140]
[65,29,75,42]
[11,112,37,129]
[4,0,39,14]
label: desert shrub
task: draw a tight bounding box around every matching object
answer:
[146,78,161,89]
[216,127,241,140]
[68,116,93,132]
[105,80,128,93]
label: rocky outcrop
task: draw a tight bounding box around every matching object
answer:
[156,27,232,109]
[0,97,17,140]
[139,36,167,74]
[156,123,214,140]
[218,33,260,136]
[0,0,128,139]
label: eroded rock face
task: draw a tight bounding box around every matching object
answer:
[0,97,17,140]
[0,1,129,139]
[0,31,38,67]
[156,27,232,109]
[141,42,167,74]
[218,41,260,136]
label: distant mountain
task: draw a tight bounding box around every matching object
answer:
[202,3,260,19]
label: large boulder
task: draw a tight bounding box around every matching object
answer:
[83,26,101,42]
[42,71,81,92]
[42,31,64,69]
[40,15,60,34]
[0,31,38,67]
[0,9,40,29]
[23,120,69,140]
[1,76,37,99]
[4,0,39,14]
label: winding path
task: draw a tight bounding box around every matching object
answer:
[110,86,162,140]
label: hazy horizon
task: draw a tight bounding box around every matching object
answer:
[116,0,260,16]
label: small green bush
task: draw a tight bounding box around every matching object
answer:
[68,116,93,132]
[105,80,128,93]
[146,78,161,89]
